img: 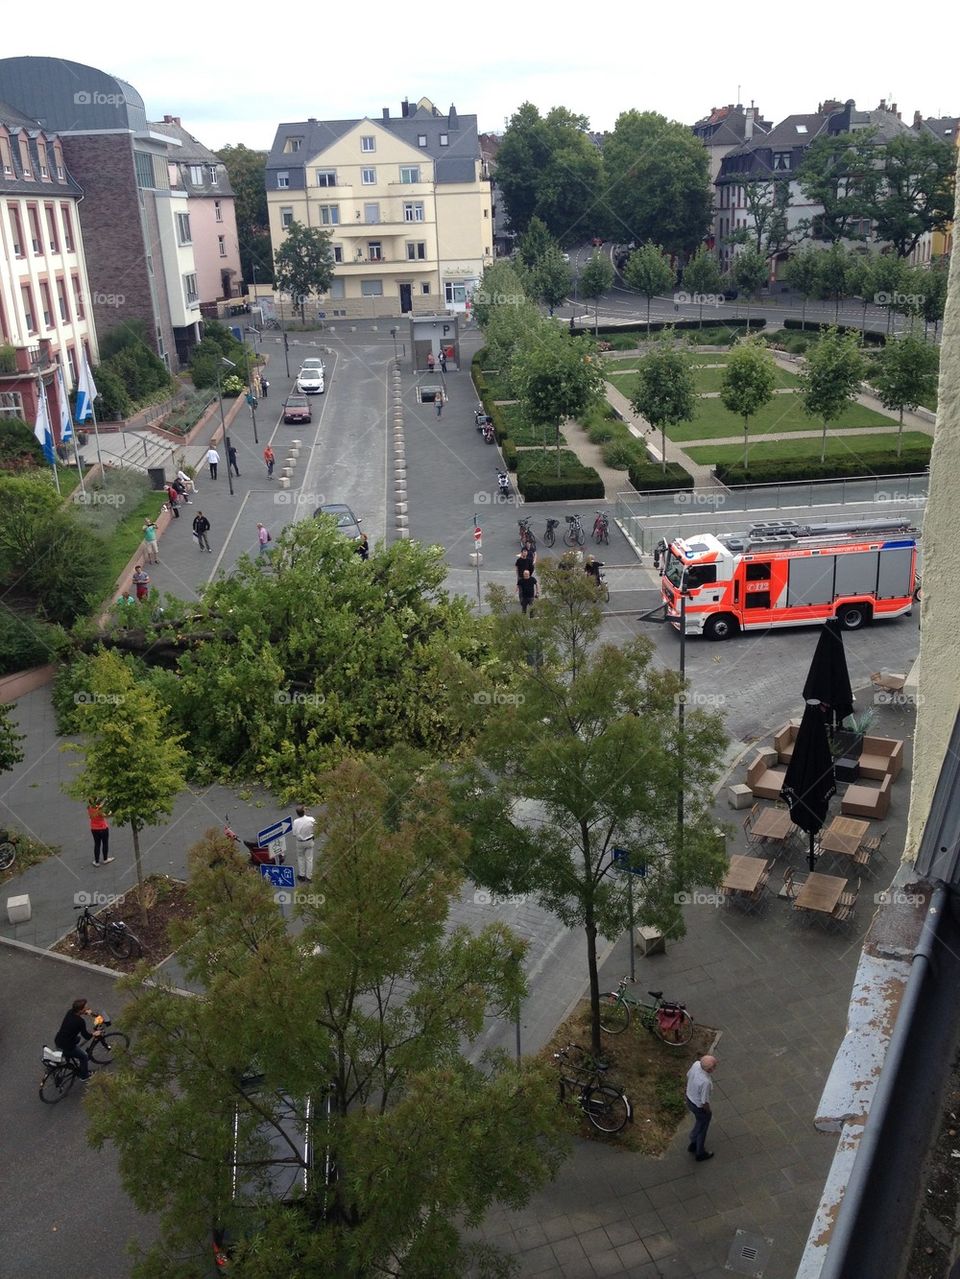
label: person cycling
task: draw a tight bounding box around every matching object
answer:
[584,555,604,585]
[54,998,99,1081]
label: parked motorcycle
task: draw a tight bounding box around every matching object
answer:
[482,422,495,444]
[223,820,284,866]
[475,405,493,431]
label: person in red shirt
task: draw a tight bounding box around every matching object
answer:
[87,799,114,866]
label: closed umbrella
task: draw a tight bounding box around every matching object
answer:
[802,618,854,732]
[782,701,837,871]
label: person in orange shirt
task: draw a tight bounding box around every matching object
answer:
[87,799,114,866]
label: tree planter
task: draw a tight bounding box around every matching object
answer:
[830,728,864,761]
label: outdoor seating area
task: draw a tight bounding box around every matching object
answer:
[774,720,801,765]
[721,854,773,912]
[841,773,892,820]
[746,752,786,801]
[858,736,904,782]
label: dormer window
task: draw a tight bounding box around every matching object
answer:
[285,137,303,153]
[795,124,808,135]
[189,164,204,185]
[773,152,791,172]
[417,134,427,147]
[277,171,290,188]
[439,133,449,146]
[209,165,219,186]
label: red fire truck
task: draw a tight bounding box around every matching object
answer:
[659,517,919,640]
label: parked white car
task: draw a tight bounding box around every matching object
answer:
[297,366,325,394]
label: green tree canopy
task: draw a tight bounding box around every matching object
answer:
[681,247,723,328]
[529,247,572,314]
[720,340,778,468]
[0,702,25,776]
[871,332,939,455]
[89,759,569,1278]
[511,325,604,466]
[797,130,879,243]
[273,221,335,322]
[871,133,957,259]
[217,143,273,283]
[800,326,865,462]
[783,248,821,323]
[579,251,613,334]
[624,244,675,329]
[495,103,603,242]
[630,334,697,473]
[732,246,769,322]
[515,215,555,269]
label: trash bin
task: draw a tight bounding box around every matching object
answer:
[147,467,167,491]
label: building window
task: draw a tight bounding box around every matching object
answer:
[445,282,467,305]
[29,206,42,254]
[0,137,12,176]
[360,279,383,296]
[417,134,427,147]
[406,241,426,260]
[209,166,219,186]
[420,282,431,294]
[56,277,69,322]
[176,212,192,244]
[281,206,294,227]
[40,282,53,328]
[332,244,343,263]
[72,276,84,319]
[189,164,204,185]
[316,169,338,187]
[0,391,25,420]
[364,203,380,224]
[56,166,65,181]
[773,152,791,172]
[403,201,424,222]
[400,166,421,184]
[66,346,78,382]
[361,136,375,152]
[8,205,24,257]
[218,235,227,258]
[318,204,339,225]
[361,167,376,185]
[21,284,35,332]
[60,204,74,250]
[135,151,156,189]
[277,171,290,189]
[367,241,382,261]
[184,273,199,305]
[439,133,449,147]
[214,200,223,223]
[285,137,302,153]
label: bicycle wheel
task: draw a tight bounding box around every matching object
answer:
[89,1032,130,1063]
[40,1066,76,1104]
[583,1084,630,1134]
[0,841,15,871]
[599,994,630,1035]
[576,525,585,547]
[544,528,555,547]
[106,925,138,960]
[562,529,577,547]
[75,922,90,951]
[653,1008,694,1047]
[601,526,609,546]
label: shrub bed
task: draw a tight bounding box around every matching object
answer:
[627,461,695,491]
[516,450,604,502]
[715,449,931,485]
[574,319,765,349]
[783,318,887,345]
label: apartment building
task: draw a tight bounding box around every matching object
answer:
[0,102,97,429]
[0,56,203,368]
[266,96,492,317]
[150,115,243,305]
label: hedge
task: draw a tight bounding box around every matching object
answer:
[502,437,518,471]
[627,461,695,491]
[571,318,766,340]
[782,318,887,345]
[715,451,931,485]
[516,450,604,502]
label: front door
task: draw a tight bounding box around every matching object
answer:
[399,283,412,314]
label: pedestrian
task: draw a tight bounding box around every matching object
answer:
[584,555,603,585]
[518,568,539,615]
[263,444,275,479]
[439,347,447,373]
[435,391,444,418]
[515,546,536,582]
[165,484,181,518]
[292,804,316,883]
[86,798,114,866]
[192,511,212,552]
[256,522,272,559]
[653,538,667,572]
[176,468,197,499]
[132,564,150,600]
[356,531,369,561]
[426,351,435,373]
[261,378,269,400]
[206,445,220,481]
[228,443,241,477]
[685,1054,717,1162]
[172,476,191,506]
[142,518,159,564]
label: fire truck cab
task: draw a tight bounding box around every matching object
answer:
[660,518,919,640]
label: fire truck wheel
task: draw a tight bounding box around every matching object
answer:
[703,614,738,641]
[837,604,870,631]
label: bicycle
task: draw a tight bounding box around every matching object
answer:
[599,981,694,1045]
[0,831,16,872]
[518,518,537,552]
[592,511,610,545]
[554,1044,632,1134]
[563,514,585,547]
[263,317,281,331]
[39,1013,130,1103]
[74,903,143,961]
[586,563,610,604]
[543,517,559,547]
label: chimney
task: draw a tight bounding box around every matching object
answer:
[163,114,181,126]
[744,106,755,140]
[448,104,459,129]
[879,98,886,111]
[382,107,389,120]
[401,98,410,119]
[307,117,317,124]
[892,103,899,119]
[914,110,923,127]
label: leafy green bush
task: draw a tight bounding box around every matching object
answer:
[783,318,886,346]
[93,365,133,419]
[0,609,67,676]
[587,421,618,445]
[573,319,765,346]
[715,450,931,485]
[96,320,173,409]
[516,450,604,502]
[602,438,646,470]
[627,460,695,491]
[189,321,250,390]
[222,375,245,397]
[501,437,518,472]
[0,419,44,472]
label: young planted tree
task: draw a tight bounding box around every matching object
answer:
[579,251,613,335]
[624,244,674,334]
[531,246,573,316]
[871,332,939,456]
[0,702,25,776]
[459,565,727,1058]
[815,242,857,323]
[868,254,907,335]
[63,650,188,923]
[511,325,605,471]
[800,327,865,463]
[273,220,335,322]
[731,246,768,325]
[515,215,555,269]
[88,758,569,1278]
[631,334,697,473]
[682,247,722,328]
[783,248,821,326]
[720,341,777,469]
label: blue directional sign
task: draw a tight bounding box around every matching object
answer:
[318,311,326,319]
[257,816,293,846]
[259,864,295,889]
[613,847,647,877]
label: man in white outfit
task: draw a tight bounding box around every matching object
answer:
[292,805,316,883]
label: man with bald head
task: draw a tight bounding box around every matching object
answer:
[685,1054,718,1162]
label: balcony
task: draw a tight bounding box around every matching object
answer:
[0,339,54,377]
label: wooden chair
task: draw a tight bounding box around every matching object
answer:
[830,877,861,931]
[774,721,800,765]
[747,862,773,913]
[742,803,762,847]
[854,830,886,876]
[746,754,786,801]
[841,774,891,820]
[781,867,801,900]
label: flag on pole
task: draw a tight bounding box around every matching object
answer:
[55,364,74,444]
[75,351,98,423]
[33,388,56,466]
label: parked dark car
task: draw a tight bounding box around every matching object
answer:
[313,503,362,540]
[283,394,312,424]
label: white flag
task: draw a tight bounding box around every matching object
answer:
[33,388,56,465]
[56,364,74,444]
[75,350,98,423]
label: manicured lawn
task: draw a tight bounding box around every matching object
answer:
[481,372,514,401]
[667,393,899,442]
[499,402,567,447]
[693,364,802,395]
[685,430,932,465]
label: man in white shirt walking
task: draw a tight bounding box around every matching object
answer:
[206,445,220,481]
[292,804,316,883]
[685,1054,717,1162]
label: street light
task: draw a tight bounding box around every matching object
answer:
[638,563,688,853]
[241,342,259,444]
[215,357,236,497]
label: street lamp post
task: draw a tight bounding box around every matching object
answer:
[242,343,259,444]
[215,357,236,497]
[638,567,688,854]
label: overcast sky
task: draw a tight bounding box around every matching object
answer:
[7,2,956,151]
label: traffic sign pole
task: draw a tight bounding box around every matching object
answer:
[474,516,482,607]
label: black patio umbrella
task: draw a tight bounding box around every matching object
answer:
[782,701,837,872]
[801,618,854,732]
